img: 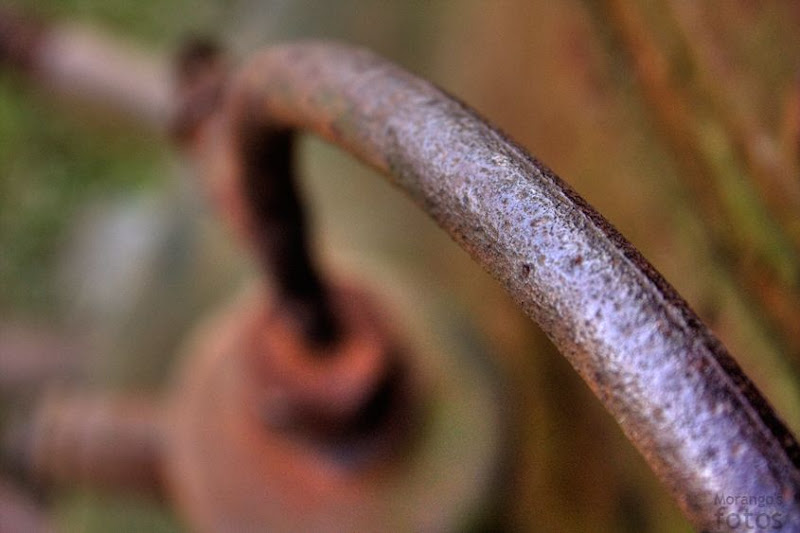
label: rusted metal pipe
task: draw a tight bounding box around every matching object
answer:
[0,8,171,129]
[216,43,800,530]
[5,393,163,494]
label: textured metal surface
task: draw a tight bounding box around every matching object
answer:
[216,43,800,530]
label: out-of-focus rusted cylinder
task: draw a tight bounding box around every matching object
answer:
[213,43,800,530]
[12,393,162,493]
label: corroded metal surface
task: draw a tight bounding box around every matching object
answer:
[164,283,504,533]
[217,43,800,530]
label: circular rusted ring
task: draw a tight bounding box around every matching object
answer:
[165,283,505,532]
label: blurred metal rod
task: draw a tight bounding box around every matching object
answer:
[221,43,800,530]
[5,393,163,494]
[233,125,340,346]
[172,40,343,348]
[0,7,171,130]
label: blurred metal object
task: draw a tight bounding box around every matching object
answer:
[163,281,505,532]
[6,393,162,494]
[0,7,171,129]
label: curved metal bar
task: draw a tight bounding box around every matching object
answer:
[220,43,800,530]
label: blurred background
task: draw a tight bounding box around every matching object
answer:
[2,0,800,531]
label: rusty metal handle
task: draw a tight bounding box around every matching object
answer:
[214,43,800,530]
